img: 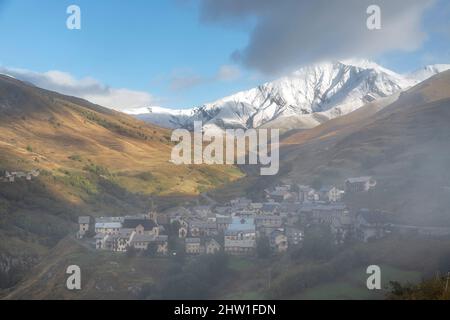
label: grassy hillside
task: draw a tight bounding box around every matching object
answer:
[1,237,171,299]
[1,236,232,300]
[5,234,449,300]
[223,71,450,226]
[214,235,450,300]
[0,75,242,198]
[0,75,242,289]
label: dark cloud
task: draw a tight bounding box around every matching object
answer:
[199,0,436,75]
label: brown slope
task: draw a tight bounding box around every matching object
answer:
[277,71,450,226]
[0,74,242,198]
[1,236,175,300]
[0,75,242,290]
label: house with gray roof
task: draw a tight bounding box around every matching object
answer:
[224,239,256,255]
[355,209,388,242]
[205,239,221,254]
[95,222,122,235]
[77,216,91,239]
[185,237,202,255]
[216,214,232,231]
[345,176,377,193]
[255,214,283,229]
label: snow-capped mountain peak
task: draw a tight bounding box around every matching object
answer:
[130,60,450,132]
[407,64,450,83]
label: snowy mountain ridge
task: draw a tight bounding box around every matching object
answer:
[129,60,450,132]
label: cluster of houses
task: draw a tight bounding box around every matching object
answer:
[262,176,384,244]
[77,176,393,257]
[0,169,40,182]
[78,213,169,255]
[166,196,308,255]
[264,176,376,204]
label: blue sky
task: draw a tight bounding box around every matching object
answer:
[0,0,449,110]
[377,0,450,72]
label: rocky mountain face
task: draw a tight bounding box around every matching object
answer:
[131,60,450,133]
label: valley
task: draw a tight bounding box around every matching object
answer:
[1,66,450,301]
[3,0,450,304]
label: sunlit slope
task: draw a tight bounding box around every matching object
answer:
[0,75,242,290]
[0,74,242,199]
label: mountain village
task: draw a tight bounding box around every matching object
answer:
[75,175,414,257]
[3,0,450,301]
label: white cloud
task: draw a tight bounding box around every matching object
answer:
[168,64,242,91]
[0,66,156,111]
[83,88,154,110]
[169,70,205,91]
[216,64,241,81]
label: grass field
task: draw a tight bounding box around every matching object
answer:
[296,265,421,300]
[228,257,255,272]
